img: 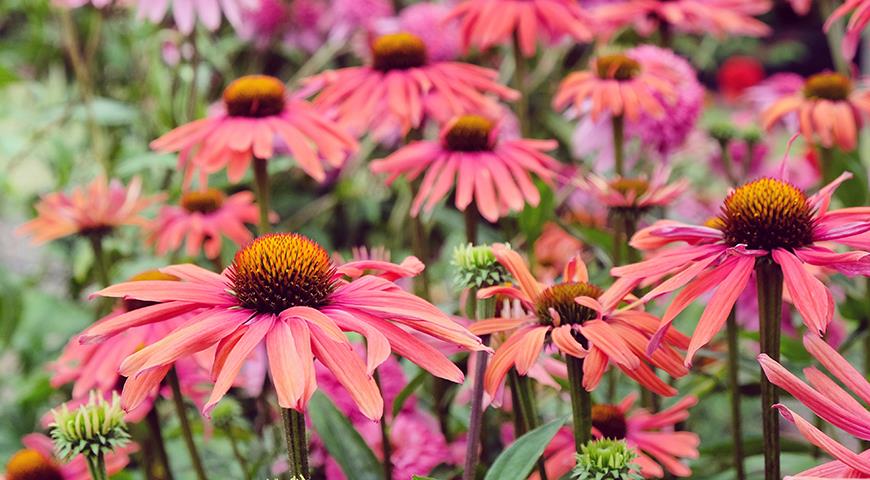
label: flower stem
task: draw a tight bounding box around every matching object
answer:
[253,157,271,235]
[85,452,108,480]
[508,370,548,480]
[145,407,175,480]
[281,408,310,480]
[88,234,110,287]
[565,355,592,452]
[464,204,479,244]
[512,34,530,137]
[818,146,837,186]
[374,370,393,480]
[612,115,625,177]
[756,259,783,480]
[726,309,746,480]
[168,368,208,480]
[463,297,495,480]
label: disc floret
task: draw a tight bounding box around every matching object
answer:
[536,282,603,325]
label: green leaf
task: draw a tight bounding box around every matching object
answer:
[308,392,382,480]
[484,416,567,480]
[412,476,439,480]
[517,181,555,245]
[392,369,426,418]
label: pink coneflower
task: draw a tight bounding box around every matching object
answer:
[327,0,394,40]
[759,335,870,478]
[618,173,870,365]
[470,244,689,398]
[151,75,357,184]
[374,2,461,62]
[2,433,134,480]
[446,0,596,57]
[17,176,159,244]
[301,33,518,141]
[554,53,677,123]
[148,189,259,259]
[762,71,870,152]
[369,115,561,222]
[592,0,771,38]
[136,0,259,35]
[826,0,870,59]
[85,233,486,419]
[578,170,688,214]
[533,395,700,479]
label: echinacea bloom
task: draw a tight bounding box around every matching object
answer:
[85,233,486,420]
[591,0,771,38]
[2,433,134,480]
[578,170,687,215]
[151,75,357,184]
[301,32,518,141]
[17,176,159,244]
[619,173,870,365]
[148,189,259,259]
[471,244,689,398]
[826,0,870,59]
[762,71,870,152]
[370,115,561,222]
[137,0,259,34]
[759,335,870,478]
[554,53,677,122]
[533,395,700,479]
[446,0,596,57]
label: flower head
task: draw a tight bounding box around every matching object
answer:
[151,75,357,184]
[86,233,486,420]
[471,245,689,399]
[592,0,771,38]
[579,170,687,215]
[136,0,257,34]
[18,176,159,244]
[759,335,870,478]
[3,433,134,480]
[447,0,596,57]
[50,392,130,461]
[370,115,561,222]
[762,71,870,151]
[302,34,518,142]
[148,189,259,259]
[452,243,510,289]
[619,172,870,365]
[571,439,642,480]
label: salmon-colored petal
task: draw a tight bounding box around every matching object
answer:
[513,326,549,375]
[773,248,833,335]
[578,320,640,369]
[803,334,870,404]
[266,318,307,411]
[491,243,544,301]
[204,315,273,416]
[775,405,870,475]
[551,325,588,358]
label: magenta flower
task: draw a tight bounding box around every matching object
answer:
[2,433,135,480]
[759,335,870,478]
[370,115,561,222]
[618,173,870,365]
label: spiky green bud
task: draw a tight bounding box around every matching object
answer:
[571,439,643,480]
[740,126,763,145]
[451,243,509,289]
[49,391,130,461]
[211,397,243,431]
[708,122,738,144]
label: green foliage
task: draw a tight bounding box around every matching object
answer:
[484,417,567,480]
[308,393,382,480]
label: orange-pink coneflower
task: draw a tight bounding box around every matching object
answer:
[84,233,486,420]
[17,176,159,244]
[825,0,870,60]
[369,115,561,222]
[591,0,771,38]
[301,32,518,142]
[148,189,259,260]
[762,71,870,152]
[151,75,357,184]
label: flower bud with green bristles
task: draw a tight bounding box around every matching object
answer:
[49,391,130,462]
[571,439,642,480]
[451,243,509,289]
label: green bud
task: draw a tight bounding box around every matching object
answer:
[571,439,643,480]
[50,391,130,461]
[451,243,509,289]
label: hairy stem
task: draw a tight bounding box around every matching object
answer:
[756,259,783,480]
[168,368,208,480]
[463,297,495,480]
[566,355,592,451]
[612,115,625,177]
[253,157,271,235]
[281,408,311,480]
[726,310,746,480]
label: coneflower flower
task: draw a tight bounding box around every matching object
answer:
[148,189,259,260]
[762,71,870,152]
[301,33,518,141]
[591,0,771,38]
[578,171,687,216]
[446,0,596,57]
[370,115,561,222]
[620,173,870,365]
[2,432,134,480]
[471,244,689,398]
[825,0,870,59]
[151,75,357,184]
[85,233,486,419]
[534,395,700,479]
[759,335,870,478]
[17,176,158,244]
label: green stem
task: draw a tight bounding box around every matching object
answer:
[221,422,251,480]
[566,355,592,451]
[281,408,310,480]
[756,259,783,480]
[611,211,625,267]
[719,140,739,186]
[88,234,110,287]
[512,34,530,137]
[508,370,548,480]
[186,29,199,122]
[463,298,496,480]
[464,204,479,244]
[253,157,271,235]
[612,115,625,177]
[168,369,208,480]
[410,214,431,299]
[145,407,175,480]
[726,310,746,480]
[85,452,108,480]
[818,146,837,186]
[374,370,393,480]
